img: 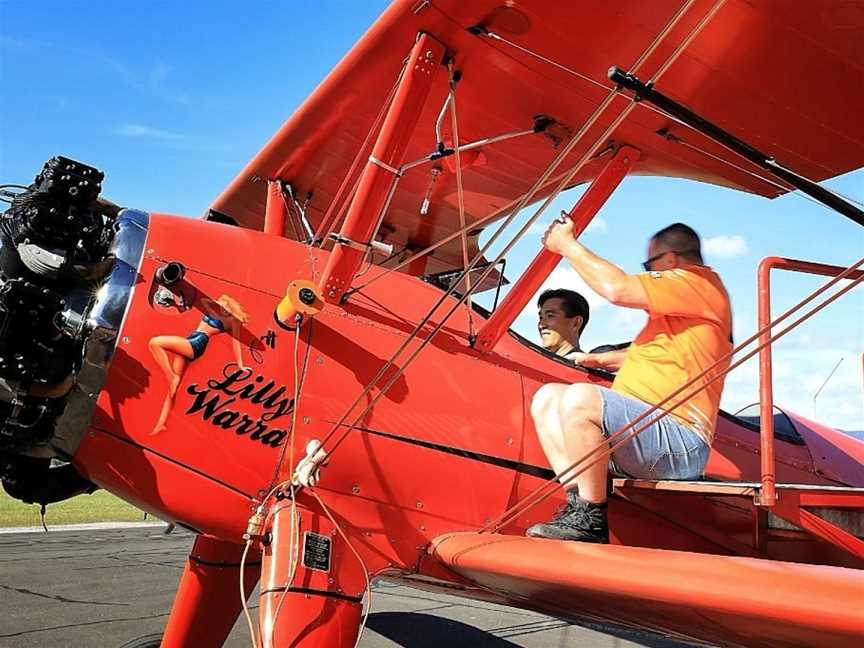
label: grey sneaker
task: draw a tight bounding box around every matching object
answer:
[526,489,609,543]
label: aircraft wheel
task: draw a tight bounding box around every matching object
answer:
[117,633,163,648]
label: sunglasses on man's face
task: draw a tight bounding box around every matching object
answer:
[642,249,699,271]
[642,251,671,271]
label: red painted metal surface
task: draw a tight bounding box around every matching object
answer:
[33,2,864,646]
[757,257,864,505]
[258,501,364,647]
[212,0,864,278]
[431,532,864,648]
[773,492,864,562]
[264,180,288,237]
[161,536,260,648]
[473,145,639,354]
[318,33,445,301]
[757,259,776,505]
[70,214,864,646]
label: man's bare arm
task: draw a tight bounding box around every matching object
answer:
[568,350,628,372]
[543,220,648,309]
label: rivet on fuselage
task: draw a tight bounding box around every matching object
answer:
[303,416,311,424]
[415,501,423,509]
[121,336,130,344]
[352,485,360,494]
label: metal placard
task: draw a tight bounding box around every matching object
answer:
[302,531,332,573]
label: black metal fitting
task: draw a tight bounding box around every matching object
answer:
[155,262,185,287]
[298,287,316,306]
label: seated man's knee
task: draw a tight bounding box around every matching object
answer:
[531,383,565,420]
[558,383,600,420]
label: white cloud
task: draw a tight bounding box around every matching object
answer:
[720,346,863,430]
[584,217,607,234]
[527,221,547,237]
[704,234,749,259]
[114,123,185,140]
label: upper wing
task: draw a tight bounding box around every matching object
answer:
[429,532,864,648]
[211,0,864,276]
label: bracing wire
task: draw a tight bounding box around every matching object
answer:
[321,105,635,461]
[313,0,724,465]
[315,92,624,456]
[484,259,864,532]
[446,59,474,337]
[480,0,864,219]
[343,0,729,300]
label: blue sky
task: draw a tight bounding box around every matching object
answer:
[2,2,862,430]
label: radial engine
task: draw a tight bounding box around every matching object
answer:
[0,157,145,505]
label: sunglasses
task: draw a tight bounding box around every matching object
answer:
[642,249,698,271]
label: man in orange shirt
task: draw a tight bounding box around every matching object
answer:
[528,222,732,543]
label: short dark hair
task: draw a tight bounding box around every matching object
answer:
[538,289,589,334]
[651,222,703,263]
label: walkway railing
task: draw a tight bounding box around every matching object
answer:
[757,257,864,505]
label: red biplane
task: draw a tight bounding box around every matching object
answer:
[1,1,863,647]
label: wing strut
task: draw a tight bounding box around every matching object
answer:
[473,145,639,354]
[317,33,447,302]
[608,67,864,227]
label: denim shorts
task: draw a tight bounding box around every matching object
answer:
[597,386,709,480]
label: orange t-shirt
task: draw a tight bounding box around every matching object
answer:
[611,265,732,445]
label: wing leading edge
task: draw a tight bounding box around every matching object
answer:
[211,0,864,277]
[430,532,864,648]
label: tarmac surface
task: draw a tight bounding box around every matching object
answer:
[0,525,696,648]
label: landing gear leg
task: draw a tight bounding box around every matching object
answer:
[259,501,365,648]
[160,535,261,648]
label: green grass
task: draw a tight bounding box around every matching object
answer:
[0,489,146,527]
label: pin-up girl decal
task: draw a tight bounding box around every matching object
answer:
[149,294,250,434]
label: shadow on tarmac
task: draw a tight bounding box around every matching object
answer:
[367,612,526,647]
